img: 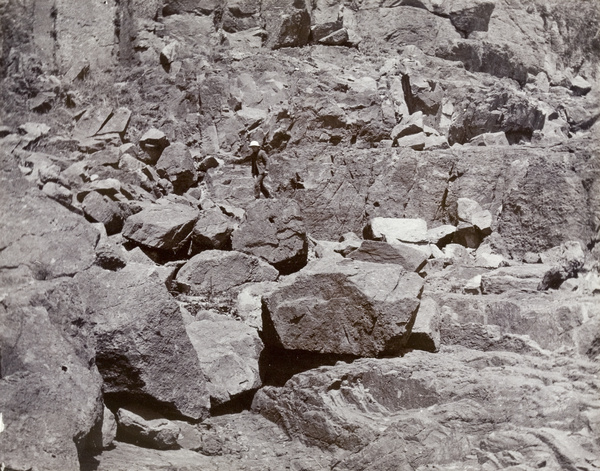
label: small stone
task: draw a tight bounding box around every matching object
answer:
[116,408,180,450]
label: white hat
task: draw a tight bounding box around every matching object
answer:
[249,141,260,147]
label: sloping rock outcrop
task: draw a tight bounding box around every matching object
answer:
[253,347,600,465]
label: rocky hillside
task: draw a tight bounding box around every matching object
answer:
[1,0,599,469]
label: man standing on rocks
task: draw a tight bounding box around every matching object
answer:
[237,140,272,199]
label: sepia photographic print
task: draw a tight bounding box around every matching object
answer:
[0,0,599,469]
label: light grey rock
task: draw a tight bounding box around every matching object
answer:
[116,409,180,450]
[122,203,199,252]
[186,314,263,405]
[176,250,279,296]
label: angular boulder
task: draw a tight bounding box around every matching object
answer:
[365,217,428,244]
[122,203,199,252]
[74,264,211,420]
[262,258,424,357]
[448,0,496,36]
[139,128,170,165]
[155,142,197,194]
[346,240,429,272]
[82,190,127,235]
[175,250,279,296]
[263,0,311,49]
[406,297,441,353]
[186,314,264,405]
[192,208,237,250]
[231,198,308,274]
[480,264,551,294]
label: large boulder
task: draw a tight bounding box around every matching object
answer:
[155,142,197,195]
[365,217,429,244]
[74,264,211,420]
[0,281,103,471]
[186,314,264,405]
[175,250,279,296]
[262,258,424,357]
[231,198,308,274]
[192,208,237,250]
[122,203,199,252]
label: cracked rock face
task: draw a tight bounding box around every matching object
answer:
[231,198,308,274]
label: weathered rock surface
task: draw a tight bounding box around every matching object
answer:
[253,347,600,464]
[346,240,429,272]
[1,0,599,469]
[175,250,279,296]
[186,313,264,405]
[155,142,197,194]
[0,181,99,281]
[74,264,211,420]
[262,258,424,356]
[116,408,180,450]
[0,281,104,471]
[365,217,429,244]
[231,198,308,274]
[122,203,199,252]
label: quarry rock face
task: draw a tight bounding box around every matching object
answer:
[1,0,599,469]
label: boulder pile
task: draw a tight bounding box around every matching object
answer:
[0,0,599,469]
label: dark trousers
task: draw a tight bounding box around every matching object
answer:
[254,174,272,199]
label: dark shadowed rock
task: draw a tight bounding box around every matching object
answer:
[262,258,424,356]
[175,250,279,296]
[82,190,127,235]
[346,240,429,272]
[192,208,237,250]
[231,198,308,274]
[448,0,496,36]
[139,128,170,164]
[0,281,103,471]
[74,264,211,420]
[155,142,197,194]
[122,203,199,252]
